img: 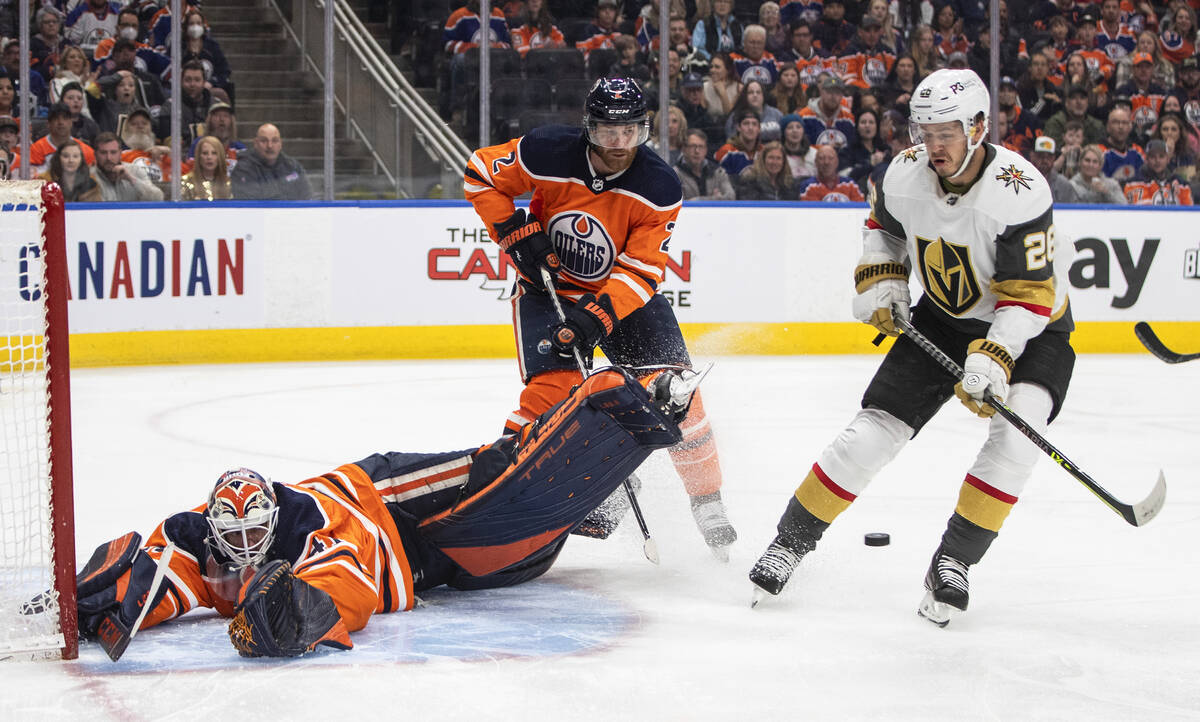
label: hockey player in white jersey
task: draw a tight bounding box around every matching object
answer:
[749,68,1076,625]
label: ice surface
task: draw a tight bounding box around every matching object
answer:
[4,355,1198,721]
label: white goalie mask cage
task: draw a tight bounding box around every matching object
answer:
[205,468,279,570]
[908,68,991,177]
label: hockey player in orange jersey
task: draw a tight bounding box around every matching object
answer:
[463,77,736,558]
[68,367,701,659]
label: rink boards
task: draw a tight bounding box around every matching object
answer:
[24,200,1200,366]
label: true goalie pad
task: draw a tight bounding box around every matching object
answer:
[228,559,352,657]
[419,368,682,579]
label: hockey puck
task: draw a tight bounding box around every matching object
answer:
[864,532,890,547]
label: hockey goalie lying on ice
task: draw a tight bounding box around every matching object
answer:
[65,367,699,659]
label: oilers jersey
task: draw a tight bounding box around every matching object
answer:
[465,125,682,320]
[866,143,1073,335]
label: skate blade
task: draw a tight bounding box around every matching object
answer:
[750,586,770,609]
[708,543,731,563]
[670,363,713,406]
[917,591,952,627]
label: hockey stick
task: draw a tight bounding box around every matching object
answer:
[891,311,1166,527]
[1133,322,1200,364]
[540,267,660,564]
[99,543,176,662]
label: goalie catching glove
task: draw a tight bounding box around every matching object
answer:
[550,293,616,357]
[851,256,910,336]
[954,339,1014,418]
[495,208,560,291]
[228,559,352,657]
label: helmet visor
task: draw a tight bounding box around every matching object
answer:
[585,117,650,149]
[909,121,967,147]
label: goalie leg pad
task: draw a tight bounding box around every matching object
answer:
[229,559,352,658]
[419,368,678,579]
[75,535,174,643]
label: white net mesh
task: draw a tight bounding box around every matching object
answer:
[0,182,63,659]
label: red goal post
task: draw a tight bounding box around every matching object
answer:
[0,181,77,660]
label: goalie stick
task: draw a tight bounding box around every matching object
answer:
[1133,322,1200,364]
[891,311,1166,527]
[540,267,660,565]
[98,543,176,662]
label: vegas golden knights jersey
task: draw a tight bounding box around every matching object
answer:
[866,143,1073,334]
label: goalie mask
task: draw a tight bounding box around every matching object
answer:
[205,468,279,570]
[908,68,990,178]
[583,77,650,149]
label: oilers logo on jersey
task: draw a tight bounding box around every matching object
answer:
[915,235,982,315]
[816,128,849,147]
[548,212,615,282]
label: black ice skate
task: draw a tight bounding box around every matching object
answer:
[690,491,737,561]
[572,474,641,539]
[749,536,808,607]
[918,547,970,627]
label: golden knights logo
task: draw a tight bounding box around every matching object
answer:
[901,147,920,163]
[995,163,1033,193]
[915,235,981,314]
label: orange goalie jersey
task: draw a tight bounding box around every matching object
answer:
[464,124,682,320]
[128,464,414,634]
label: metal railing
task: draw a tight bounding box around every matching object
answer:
[270,0,470,198]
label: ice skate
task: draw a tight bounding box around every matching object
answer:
[648,364,712,420]
[918,547,970,627]
[572,474,641,539]
[748,536,807,606]
[690,491,736,561]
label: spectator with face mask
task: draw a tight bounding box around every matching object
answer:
[181,9,233,104]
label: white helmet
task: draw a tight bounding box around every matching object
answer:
[909,68,990,177]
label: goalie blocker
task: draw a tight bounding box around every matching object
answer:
[57,367,691,659]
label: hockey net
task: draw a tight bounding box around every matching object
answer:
[0,181,76,660]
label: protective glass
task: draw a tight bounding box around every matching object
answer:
[585,118,651,149]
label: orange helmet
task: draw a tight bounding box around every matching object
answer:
[205,468,278,569]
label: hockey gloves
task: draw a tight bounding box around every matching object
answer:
[228,559,352,657]
[74,532,169,644]
[851,258,910,337]
[954,339,1014,418]
[550,293,616,357]
[495,208,560,291]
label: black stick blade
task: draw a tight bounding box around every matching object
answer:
[1134,322,1200,364]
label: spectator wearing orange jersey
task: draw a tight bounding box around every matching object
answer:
[1160,4,1197,63]
[121,106,172,184]
[780,21,830,88]
[931,3,969,61]
[511,0,565,58]
[1121,138,1192,203]
[30,103,96,175]
[838,13,895,89]
[796,143,864,201]
[1115,52,1168,138]
[575,0,622,60]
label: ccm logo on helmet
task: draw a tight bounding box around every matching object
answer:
[547,212,616,282]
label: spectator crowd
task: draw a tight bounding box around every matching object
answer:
[443,0,1200,205]
[0,1,311,202]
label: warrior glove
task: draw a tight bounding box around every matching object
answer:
[550,293,616,357]
[955,339,1015,418]
[851,257,910,337]
[228,559,352,657]
[495,208,560,291]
